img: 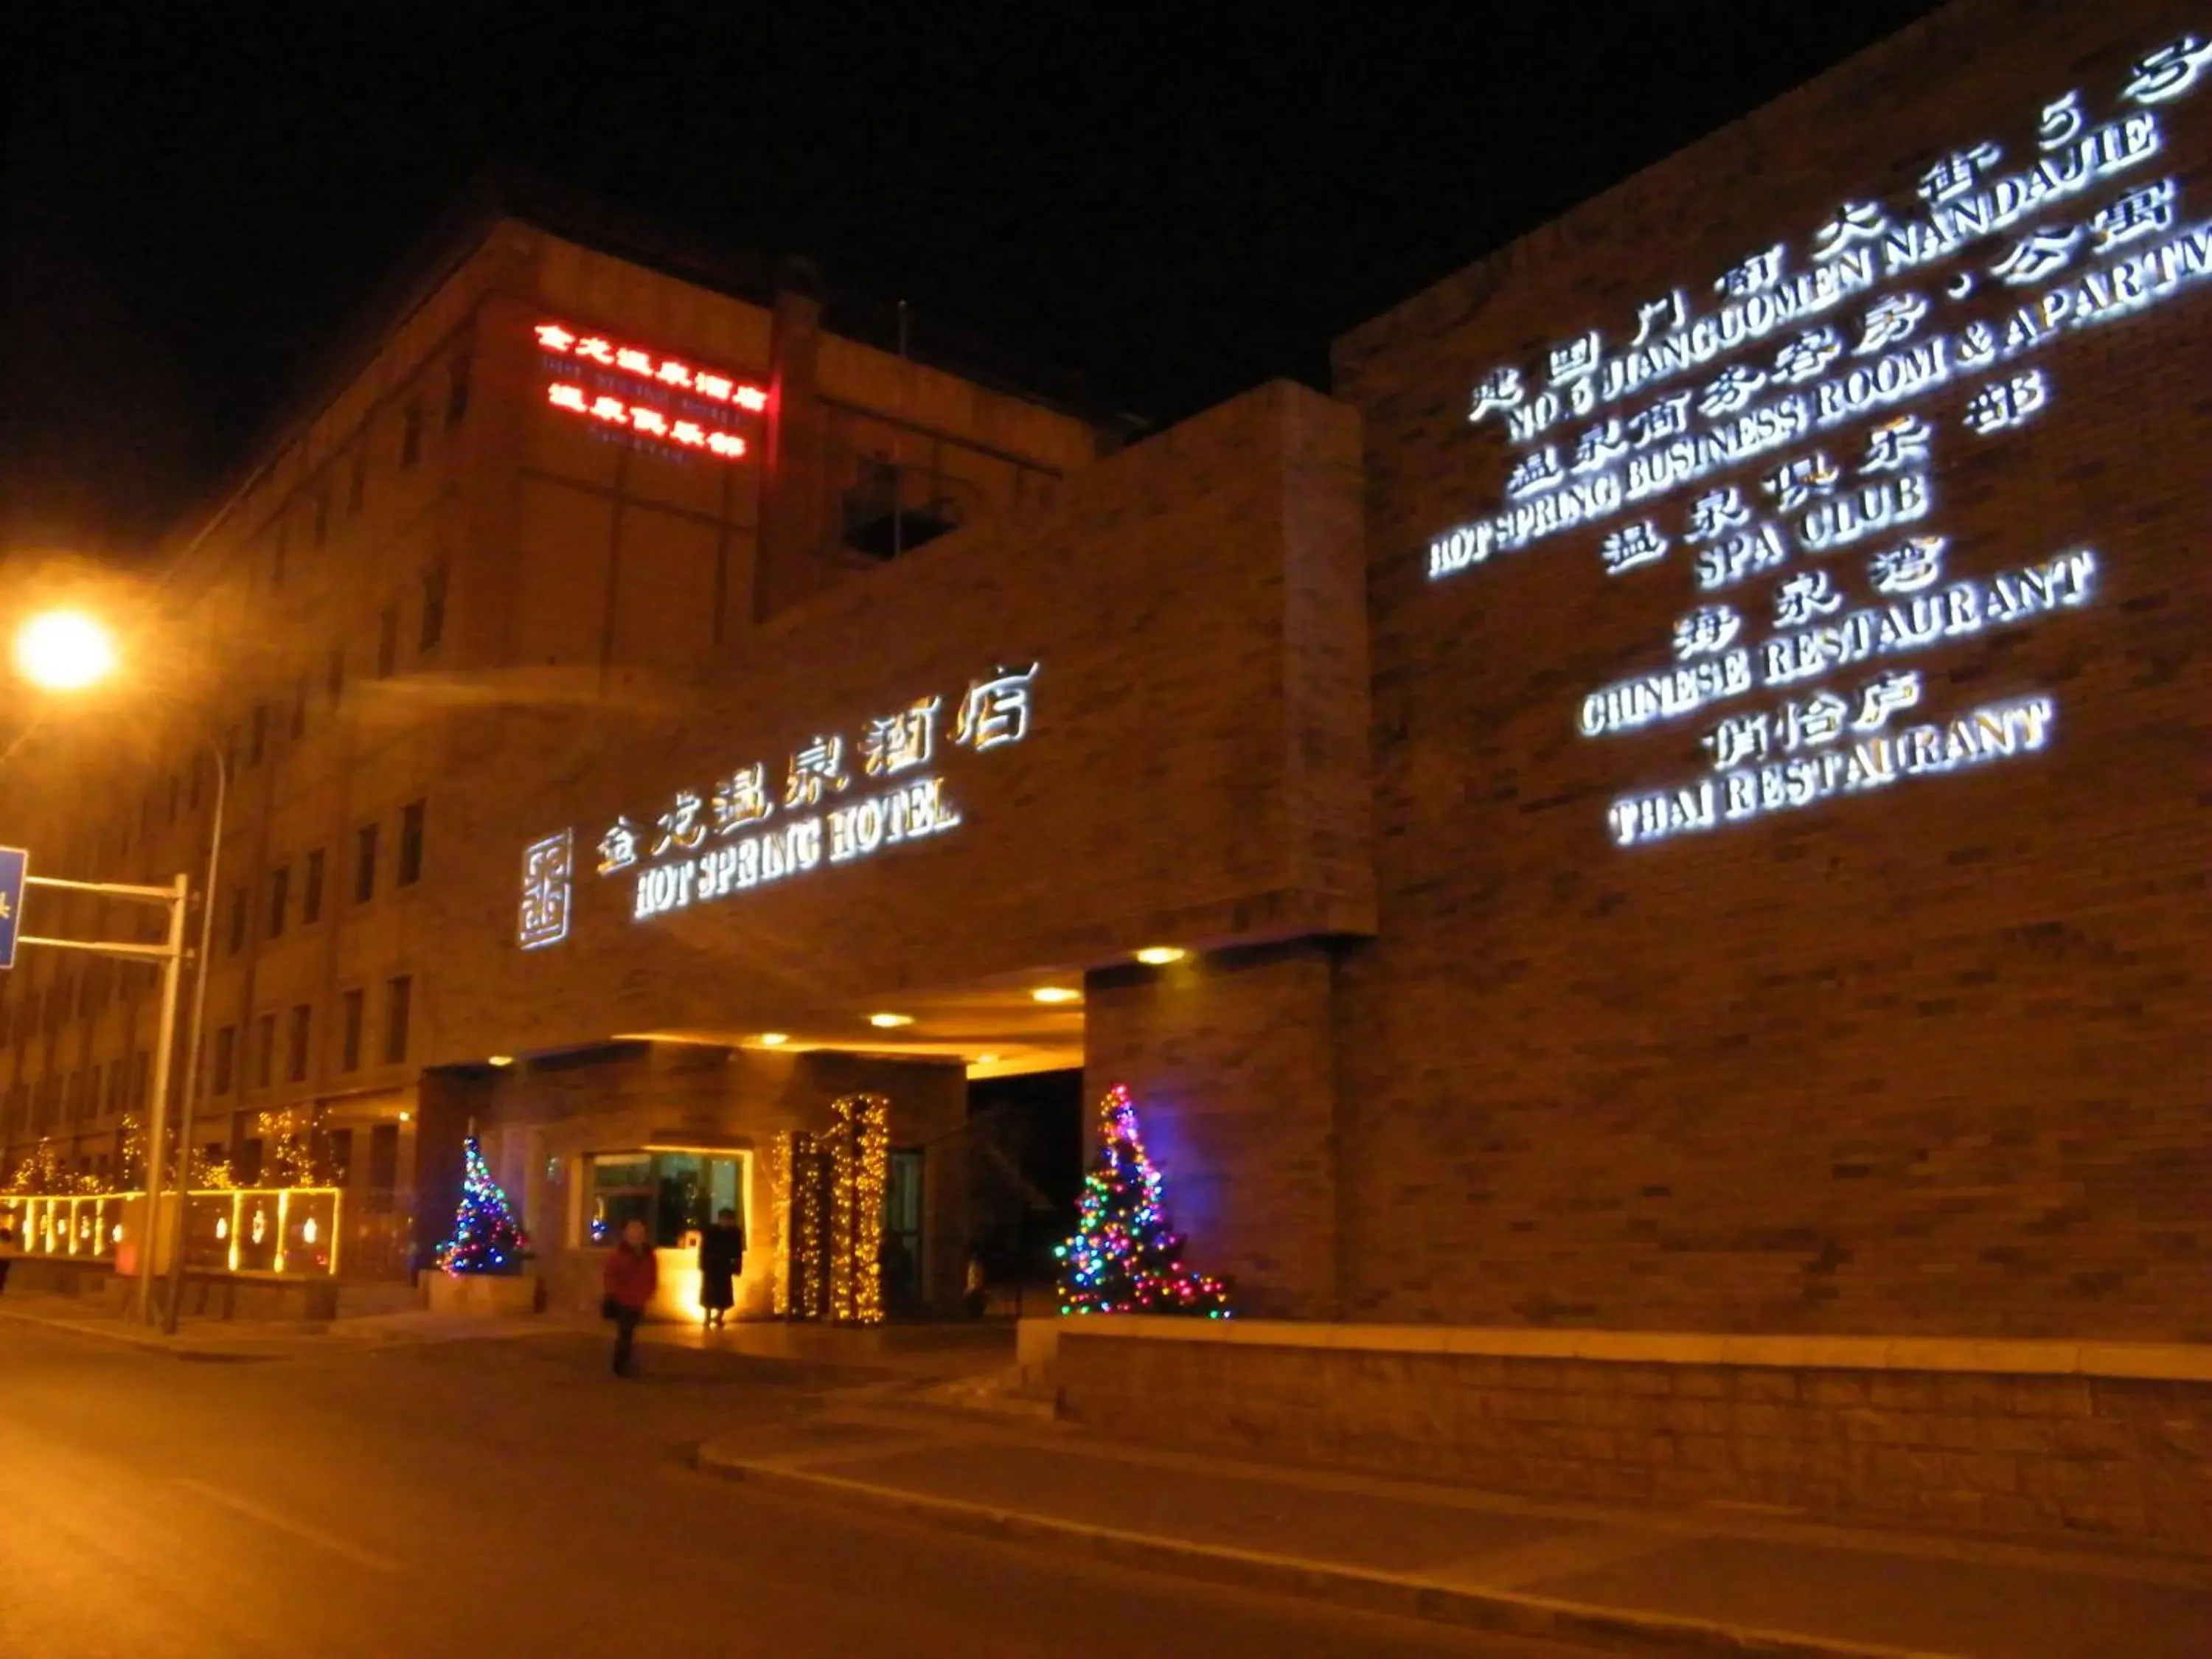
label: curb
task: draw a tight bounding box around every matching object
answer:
[692,1443,1961,1659]
[0,1307,282,1360]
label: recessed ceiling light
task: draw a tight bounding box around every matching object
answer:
[1135,946,1187,966]
[487,1054,514,1067]
[1032,986,1082,1005]
[868,1012,914,1029]
[757,1032,790,1047]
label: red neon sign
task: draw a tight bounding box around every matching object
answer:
[534,321,768,412]
[546,383,748,456]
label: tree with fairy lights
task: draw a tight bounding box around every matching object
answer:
[1056,1084,1233,1317]
[434,1132,532,1275]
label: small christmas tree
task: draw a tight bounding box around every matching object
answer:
[435,1133,532,1276]
[1056,1084,1232,1317]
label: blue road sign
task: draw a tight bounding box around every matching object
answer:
[0,846,25,970]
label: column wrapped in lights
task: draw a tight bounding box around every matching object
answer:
[770,1132,796,1317]
[1056,1083,1233,1318]
[828,1093,888,1325]
[782,1130,832,1321]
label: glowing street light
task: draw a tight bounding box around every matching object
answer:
[8,602,226,1335]
[13,609,117,692]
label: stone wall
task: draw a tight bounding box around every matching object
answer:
[1325,0,2212,1339]
[1054,1323,2212,1552]
[1084,942,1340,1317]
[440,378,1373,1060]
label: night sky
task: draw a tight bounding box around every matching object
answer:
[5,4,1944,557]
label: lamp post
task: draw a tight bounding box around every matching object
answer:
[10,608,226,1331]
[161,737,225,1334]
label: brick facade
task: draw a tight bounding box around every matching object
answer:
[1325,0,2211,1340]
[437,379,1373,1060]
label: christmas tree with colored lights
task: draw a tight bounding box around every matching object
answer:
[435,1133,532,1275]
[1056,1084,1232,1317]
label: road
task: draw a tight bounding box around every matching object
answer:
[0,1320,1572,1658]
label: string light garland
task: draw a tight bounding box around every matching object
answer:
[770,1133,796,1317]
[1056,1083,1234,1318]
[828,1093,888,1326]
[771,1097,888,1324]
[782,1130,834,1321]
[251,1105,327,1186]
[434,1133,532,1276]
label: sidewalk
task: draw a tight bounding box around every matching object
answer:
[697,1398,2211,1659]
[0,1294,582,1359]
[0,1294,1020,1374]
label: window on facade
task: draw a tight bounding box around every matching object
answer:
[367,1124,398,1197]
[400,399,423,468]
[376,604,398,676]
[254,1013,276,1090]
[268,865,289,938]
[327,646,345,707]
[248,701,267,767]
[582,1151,745,1248]
[339,990,364,1073]
[132,1050,149,1112]
[287,1004,310,1083]
[226,887,247,956]
[420,563,447,651]
[212,1026,235,1095]
[398,801,425,887]
[354,824,378,903]
[446,355,471,428]
[840,457,962,560]
[347,451,366,516]
[291,676,308,740]
[383,975,411,1065]
[236,1138,263,1186]
[303,849,324,924]
[327,1127,353,1186]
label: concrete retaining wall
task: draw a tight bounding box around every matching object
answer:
[1042,1318,2212,1554]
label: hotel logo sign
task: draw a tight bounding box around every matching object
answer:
[516,664,1038,944]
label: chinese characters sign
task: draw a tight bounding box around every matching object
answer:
[537,664,1040,931]
[516,830,573,950]
[535,320,767,462]
[1427,32,2212,849]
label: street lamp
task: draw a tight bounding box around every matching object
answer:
[9,607,225,1332]
[13,609,117,692]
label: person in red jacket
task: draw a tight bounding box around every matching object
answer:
[602,1218,658,1377]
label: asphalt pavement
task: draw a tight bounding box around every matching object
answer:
[0,1318,1573,1659]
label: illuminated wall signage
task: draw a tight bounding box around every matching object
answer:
[516,830,574,950]
[535,320,768,461]
[1423,32,2212,849]
[564,664,1040,926]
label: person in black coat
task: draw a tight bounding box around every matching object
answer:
[698,1207,744,1329]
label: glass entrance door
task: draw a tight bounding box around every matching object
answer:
[884,1149,924,1315]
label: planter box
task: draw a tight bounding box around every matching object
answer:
[424,1271,543,1317]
